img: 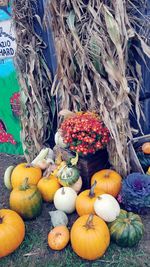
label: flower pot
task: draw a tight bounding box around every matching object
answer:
[60,148,110,189]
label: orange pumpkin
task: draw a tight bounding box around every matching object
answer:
[0,209,25,258]
[91,169,122,197]
[71,214,110,260]
[76,181,104,216]
[142,142,150,154]
[48,225,69,250]
[37,175,61,202]
[11,163,42,188]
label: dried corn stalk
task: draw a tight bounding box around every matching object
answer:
[46,0,150,176]
[12,0,55,162]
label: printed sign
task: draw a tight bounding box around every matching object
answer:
[0,19,16,59]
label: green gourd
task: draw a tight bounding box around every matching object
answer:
[108,209,144,247]
[58,165,80,186]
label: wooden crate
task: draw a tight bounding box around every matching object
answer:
[128,134,150,174]
[60,148,110,189]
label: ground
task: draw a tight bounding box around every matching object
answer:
[0,154,150,267]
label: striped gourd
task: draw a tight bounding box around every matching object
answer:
[9,178,42,219]
[108,209,144,247]
[58,166,80,186]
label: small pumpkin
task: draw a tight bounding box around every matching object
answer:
[91,169,122,197]
[71,214,110,260]
[70,176,82,193]
[94,194,120,222]
[49,210,68,227]
[11,163,42,188]
[0,209,25,258]
[142,142,150,154]
[58,165,80,187]
[48,225,69,250]
[37,175,61,202]
[76,181,104,216]
[10,178,42,219]
[108,209,144,247]
[54,187,77,214]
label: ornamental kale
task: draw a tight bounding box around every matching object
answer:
[118,173,150,214]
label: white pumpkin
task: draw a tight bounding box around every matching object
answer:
[54,130,67,148]
[54,187,77,214]
[94,194,120,222]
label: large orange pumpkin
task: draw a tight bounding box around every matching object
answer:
[37,175,61,202]
[48,225,69,250]
[76,181,104,216]
[11,163,42,188]
[0,209,25,258]
[91,169,122,197]
[71,214,110,260]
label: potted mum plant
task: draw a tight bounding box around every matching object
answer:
[55,112,110,188]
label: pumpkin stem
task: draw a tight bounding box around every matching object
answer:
[124,218,131,224]
[89,181,97,198]
[25,163,33,168]
[62,187,65,195]
[20,178,30,190]
[104,170,111,178]
[85,214,94,229]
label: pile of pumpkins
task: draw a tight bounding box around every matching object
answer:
[1,148,144,260]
